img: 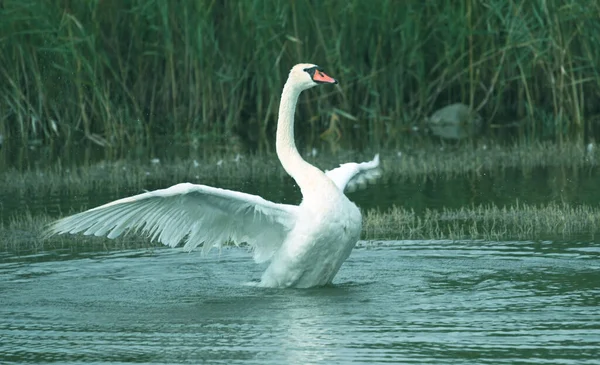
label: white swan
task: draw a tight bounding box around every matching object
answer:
[50,63,381,288]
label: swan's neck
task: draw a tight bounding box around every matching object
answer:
[276,82,326,194]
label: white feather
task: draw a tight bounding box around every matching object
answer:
[51,183,298,263]
[325,154,381,192]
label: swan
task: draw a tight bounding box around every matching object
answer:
[49,63,381,288]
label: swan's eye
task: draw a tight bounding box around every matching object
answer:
[303,67,317,76]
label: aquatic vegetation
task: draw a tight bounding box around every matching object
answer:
[3,201,599,254]
[1,141,596,198]
[1,142,598,254]
[1,154,287,197]
[363,203,600,242]
[386,141,598,182]
[1,0,600,146]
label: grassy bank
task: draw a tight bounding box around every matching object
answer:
[1,0,600,148]
[3,202,599,254]
[1,141,597,197]
[364,203,600,242]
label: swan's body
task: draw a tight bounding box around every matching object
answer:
[50,63,381,288]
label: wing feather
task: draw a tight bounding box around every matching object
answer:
[325,154,381,193]
[50,183,299,263]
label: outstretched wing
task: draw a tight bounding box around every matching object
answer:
[49,183,299,263]
[325,154,381,193]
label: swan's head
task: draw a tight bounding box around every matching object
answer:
[288,63,338,91]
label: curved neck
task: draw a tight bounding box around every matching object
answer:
[276,82,325,193]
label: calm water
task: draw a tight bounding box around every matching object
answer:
[1,239,599,364]
[2,146,600,363]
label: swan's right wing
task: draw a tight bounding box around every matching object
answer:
[325,154,381,193]
[49,183,299,263]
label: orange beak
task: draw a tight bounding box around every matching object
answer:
[312,70,338,84]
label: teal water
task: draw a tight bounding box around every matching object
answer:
[1,240,599,364]
[1,146,600,363]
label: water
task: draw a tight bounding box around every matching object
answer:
[1,240,599,364]
[2,145,600,363]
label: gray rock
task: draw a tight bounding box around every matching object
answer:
[427,103,482,140]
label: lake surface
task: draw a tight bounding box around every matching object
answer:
[2,145,600,364]
[1,239,599,364]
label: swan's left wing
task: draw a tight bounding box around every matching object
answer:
[325,154,381,193]
[49,183,299,263]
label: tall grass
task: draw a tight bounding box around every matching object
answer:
[4,202,598,254]
[1,0,599,149]
[363,202,600,241]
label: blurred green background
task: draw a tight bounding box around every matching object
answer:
[1,0,599,152]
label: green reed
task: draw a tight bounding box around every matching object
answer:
[1,0,600,148]
[363,202,600,241]
[4,201,598,254]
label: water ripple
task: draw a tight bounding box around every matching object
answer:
[1,240,599,364]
